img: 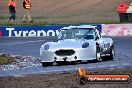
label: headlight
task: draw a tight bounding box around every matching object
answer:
[44,44,49,50]
[82,43,89,48]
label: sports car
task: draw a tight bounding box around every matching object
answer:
[40,25,115,67]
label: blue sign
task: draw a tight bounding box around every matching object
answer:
[0,24,102,37]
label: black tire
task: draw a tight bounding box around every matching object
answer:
[96,45,103,62]
[41,62,53,67]
[108,46,115,60]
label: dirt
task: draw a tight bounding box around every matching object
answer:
[0,0,132,24]
[0,53,40,71]
[0,67,132,88]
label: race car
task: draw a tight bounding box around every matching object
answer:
[40,25,115,67]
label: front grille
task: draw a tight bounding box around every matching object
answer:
[55,49,75,56]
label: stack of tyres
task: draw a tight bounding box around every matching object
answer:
[127,3,132,22]
[117,3,129,22]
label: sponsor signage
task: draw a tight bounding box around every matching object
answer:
[102,24,132,36]
[0,25,101,37]
[0,25,65,37]
[1,24,132,37]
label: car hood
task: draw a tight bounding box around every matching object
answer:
[44,39,93,50]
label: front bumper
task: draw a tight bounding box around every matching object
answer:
[40,48,96,62]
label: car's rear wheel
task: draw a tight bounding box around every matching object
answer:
[41,62,53,67]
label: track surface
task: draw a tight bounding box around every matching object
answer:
[0,37,132,76]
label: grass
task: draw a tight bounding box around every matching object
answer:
[0,22,47,26]
[0,21,131,26]
[0,16,9,19]
[0,14,132,26]
[0,15,78,20]
[0,55,13,65]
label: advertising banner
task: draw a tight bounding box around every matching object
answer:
[102,24,132,36]
[0,25,65,37]
[0,24,101,37]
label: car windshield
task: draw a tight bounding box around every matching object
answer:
[58,28,95,40]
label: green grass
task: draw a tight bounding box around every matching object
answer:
[0,55,13,65]
[0,22,47,26]
[0,16,9,19]
[0,14,132,26]
[0,21,131,26]
[0,15,77,20]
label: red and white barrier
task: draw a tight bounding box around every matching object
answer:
[0,30,2,38]
[102,24,132,36]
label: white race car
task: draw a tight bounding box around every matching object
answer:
[40,25,115,67]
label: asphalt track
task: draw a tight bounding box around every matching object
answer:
[0,36,132,76]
